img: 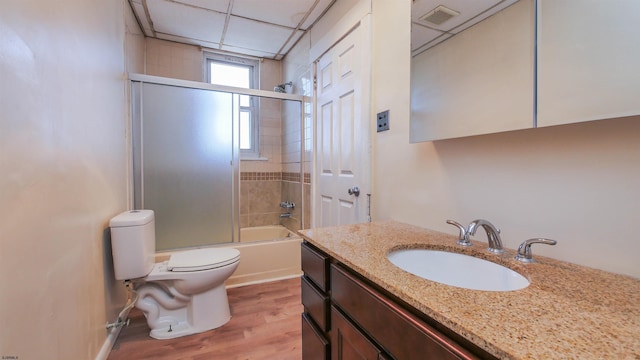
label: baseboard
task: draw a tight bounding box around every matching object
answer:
[226,271,303,289]
[95,307,132,360]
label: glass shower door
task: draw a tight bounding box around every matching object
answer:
[134,82,236,251]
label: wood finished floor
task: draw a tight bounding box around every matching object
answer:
[108,277,303,360]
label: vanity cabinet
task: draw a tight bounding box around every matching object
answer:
[301,242,330,360]
[536,0,640,127]
[301,241,495,360]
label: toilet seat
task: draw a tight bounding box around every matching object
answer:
[168,248,240,272]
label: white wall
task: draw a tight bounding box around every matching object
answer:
[371,0,640,278]
[0,0,134,358]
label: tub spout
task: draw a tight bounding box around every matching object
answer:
[280,212,292,218]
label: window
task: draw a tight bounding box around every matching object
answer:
[205,53,260,158]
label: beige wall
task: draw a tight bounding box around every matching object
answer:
[0,0,135,359]
[146,38,202,82]
[284,0,640,278]
[125,6,146,75]
[371,0,640,278]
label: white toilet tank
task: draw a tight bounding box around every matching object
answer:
[110,210,156,280]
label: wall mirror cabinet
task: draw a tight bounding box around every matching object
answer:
[410,0,640,142]
[536,0,640,127]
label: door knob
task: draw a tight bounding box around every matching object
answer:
[347,186,360,197]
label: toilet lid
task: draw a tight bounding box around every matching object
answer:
[167,248,240,272]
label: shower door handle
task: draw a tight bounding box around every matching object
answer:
[347,186,360,197]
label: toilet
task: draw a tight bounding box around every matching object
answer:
[109,210,240,339]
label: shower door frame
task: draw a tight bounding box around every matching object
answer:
[129,73,306,248]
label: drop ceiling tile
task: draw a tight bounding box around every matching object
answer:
[177,0,230,13]
[232,0,316,28]
[130,1,154,36]
[220,44,277,59]
[412,0,518,33]
[147,0,226,43]
[300,0,333,30]
[157,33,221,49]
[224,16,293,54]
[279,30,305,55]
[448,0,518,34]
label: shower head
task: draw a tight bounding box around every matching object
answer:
[274,81,293,93]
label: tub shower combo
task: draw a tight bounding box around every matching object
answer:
[129,74,307,288]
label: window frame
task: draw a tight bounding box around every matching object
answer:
[204,52,261,159]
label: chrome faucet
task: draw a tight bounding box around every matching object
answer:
[467,219,504,254]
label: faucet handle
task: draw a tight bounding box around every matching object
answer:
[515,238,557,263]
[280,201,295,209]
[446,220,472,246]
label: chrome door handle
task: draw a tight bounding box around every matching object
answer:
[348,186,360,197]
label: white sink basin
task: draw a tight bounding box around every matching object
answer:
[387,249,529,292]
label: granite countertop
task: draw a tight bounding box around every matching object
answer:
[298,221,640,360]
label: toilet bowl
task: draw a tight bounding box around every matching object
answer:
[110,210,240,339]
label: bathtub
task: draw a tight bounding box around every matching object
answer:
[240,225,296,243]
[155,225,302,288]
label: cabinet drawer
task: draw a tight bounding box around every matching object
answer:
[301,242,329,291]
[302,276,330,331]
[302,313,329,360]
[331,264,479,360]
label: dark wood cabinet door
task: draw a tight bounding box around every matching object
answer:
[331,263,480,360]
[331,306,384,360]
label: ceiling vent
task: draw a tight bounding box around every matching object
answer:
[420,5,460,25]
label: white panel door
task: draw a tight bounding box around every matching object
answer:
[314,21,371,228]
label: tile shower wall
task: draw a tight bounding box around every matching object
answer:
[283,32,313,229]
[280,172,302,230]
[240,171,304,229]
[240,172,282,227]
[239,58,285,227]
